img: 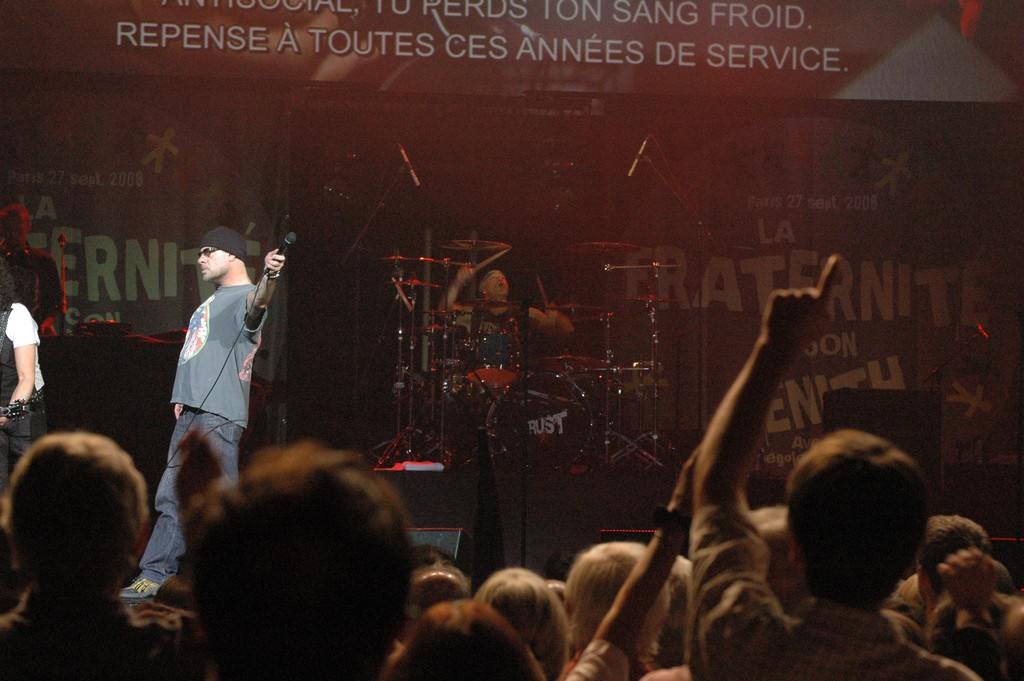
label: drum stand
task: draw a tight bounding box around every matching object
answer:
[630,280,665,466]
[375,277,422,467]
[601,262,664,468]
[420,260,465,468]
[598,312,654,467]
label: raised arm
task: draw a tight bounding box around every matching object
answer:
[566,256,841,681]
[245,247,286,329]
[693,254,841,513]
[445,265,474,308]
[585,458,693,663]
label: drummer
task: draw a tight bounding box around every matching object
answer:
[446,268,574,337]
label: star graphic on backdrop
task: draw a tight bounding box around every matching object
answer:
[875,151,911,197]
[142,128,179,174]
[947,381,991,418]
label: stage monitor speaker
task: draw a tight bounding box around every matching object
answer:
[408,527,473,573]
[822,388,942,508]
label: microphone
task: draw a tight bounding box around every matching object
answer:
[627,135,651,177]
[275,231,296,258]
[397,143,421,187]
[266,231,296,274]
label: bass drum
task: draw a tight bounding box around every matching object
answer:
[486,372,594,470]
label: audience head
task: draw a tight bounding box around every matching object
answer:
[994,560,1016,594]
[886,572,926,628]
[545,579,566,603]
[564,541,670,658]
[0,203,31,248]
[189,441,413,681]
[543,549,577,583]
[411,543,460,571]
[786,429,928,609]
[882,606,927,647]
[381,599,545,681]
[2,432,147,595]
[917,514,993,599]
[407,565,472,623]
[474,567,570,681]
[1001,598,1024,677]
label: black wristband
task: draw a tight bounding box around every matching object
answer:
[653,505,688,531]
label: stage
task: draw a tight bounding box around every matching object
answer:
[378,465,680,573]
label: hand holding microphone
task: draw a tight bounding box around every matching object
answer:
[265,231,296,279]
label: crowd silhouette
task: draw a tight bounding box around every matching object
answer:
[1,254,1022,681]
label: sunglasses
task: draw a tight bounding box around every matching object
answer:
[198,247,220,257]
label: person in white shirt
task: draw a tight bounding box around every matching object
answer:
[0,256,45,492]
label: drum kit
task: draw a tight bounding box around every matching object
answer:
[373,239,675,471]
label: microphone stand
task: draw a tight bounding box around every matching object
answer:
[920,325,989,501]
[341,165,406,268]
[629,134,708,434]
[375,272,419,468]
[519,296,531,567]
[58,232,68,336]
[921,327,988,389]
[348,163,413,410]
[1017,312,1024,559]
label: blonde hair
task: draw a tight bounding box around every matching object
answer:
[564,542,670,657]
[478,270,505,295]
[475,568,570,681]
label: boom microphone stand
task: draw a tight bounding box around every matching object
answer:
[58,232,68,336]
[375,272,420,467]
[628,133,708,432]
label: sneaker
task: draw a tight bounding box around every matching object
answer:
[119,577,161,601]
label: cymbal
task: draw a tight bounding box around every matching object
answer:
[626,262,681,270]
[411,324,443,333]
[439,239,511,252]
[608,363,652,372]
[390,279,441,288]
[381,255,469,267]
[382,254,433,262]
[568,241,640,254]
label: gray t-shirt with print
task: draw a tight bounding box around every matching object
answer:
[171,283,261,426]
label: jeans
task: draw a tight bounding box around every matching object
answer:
[138,409,243,584]
[0,400,46,493]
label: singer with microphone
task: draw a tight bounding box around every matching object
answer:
[122,225,290,601]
